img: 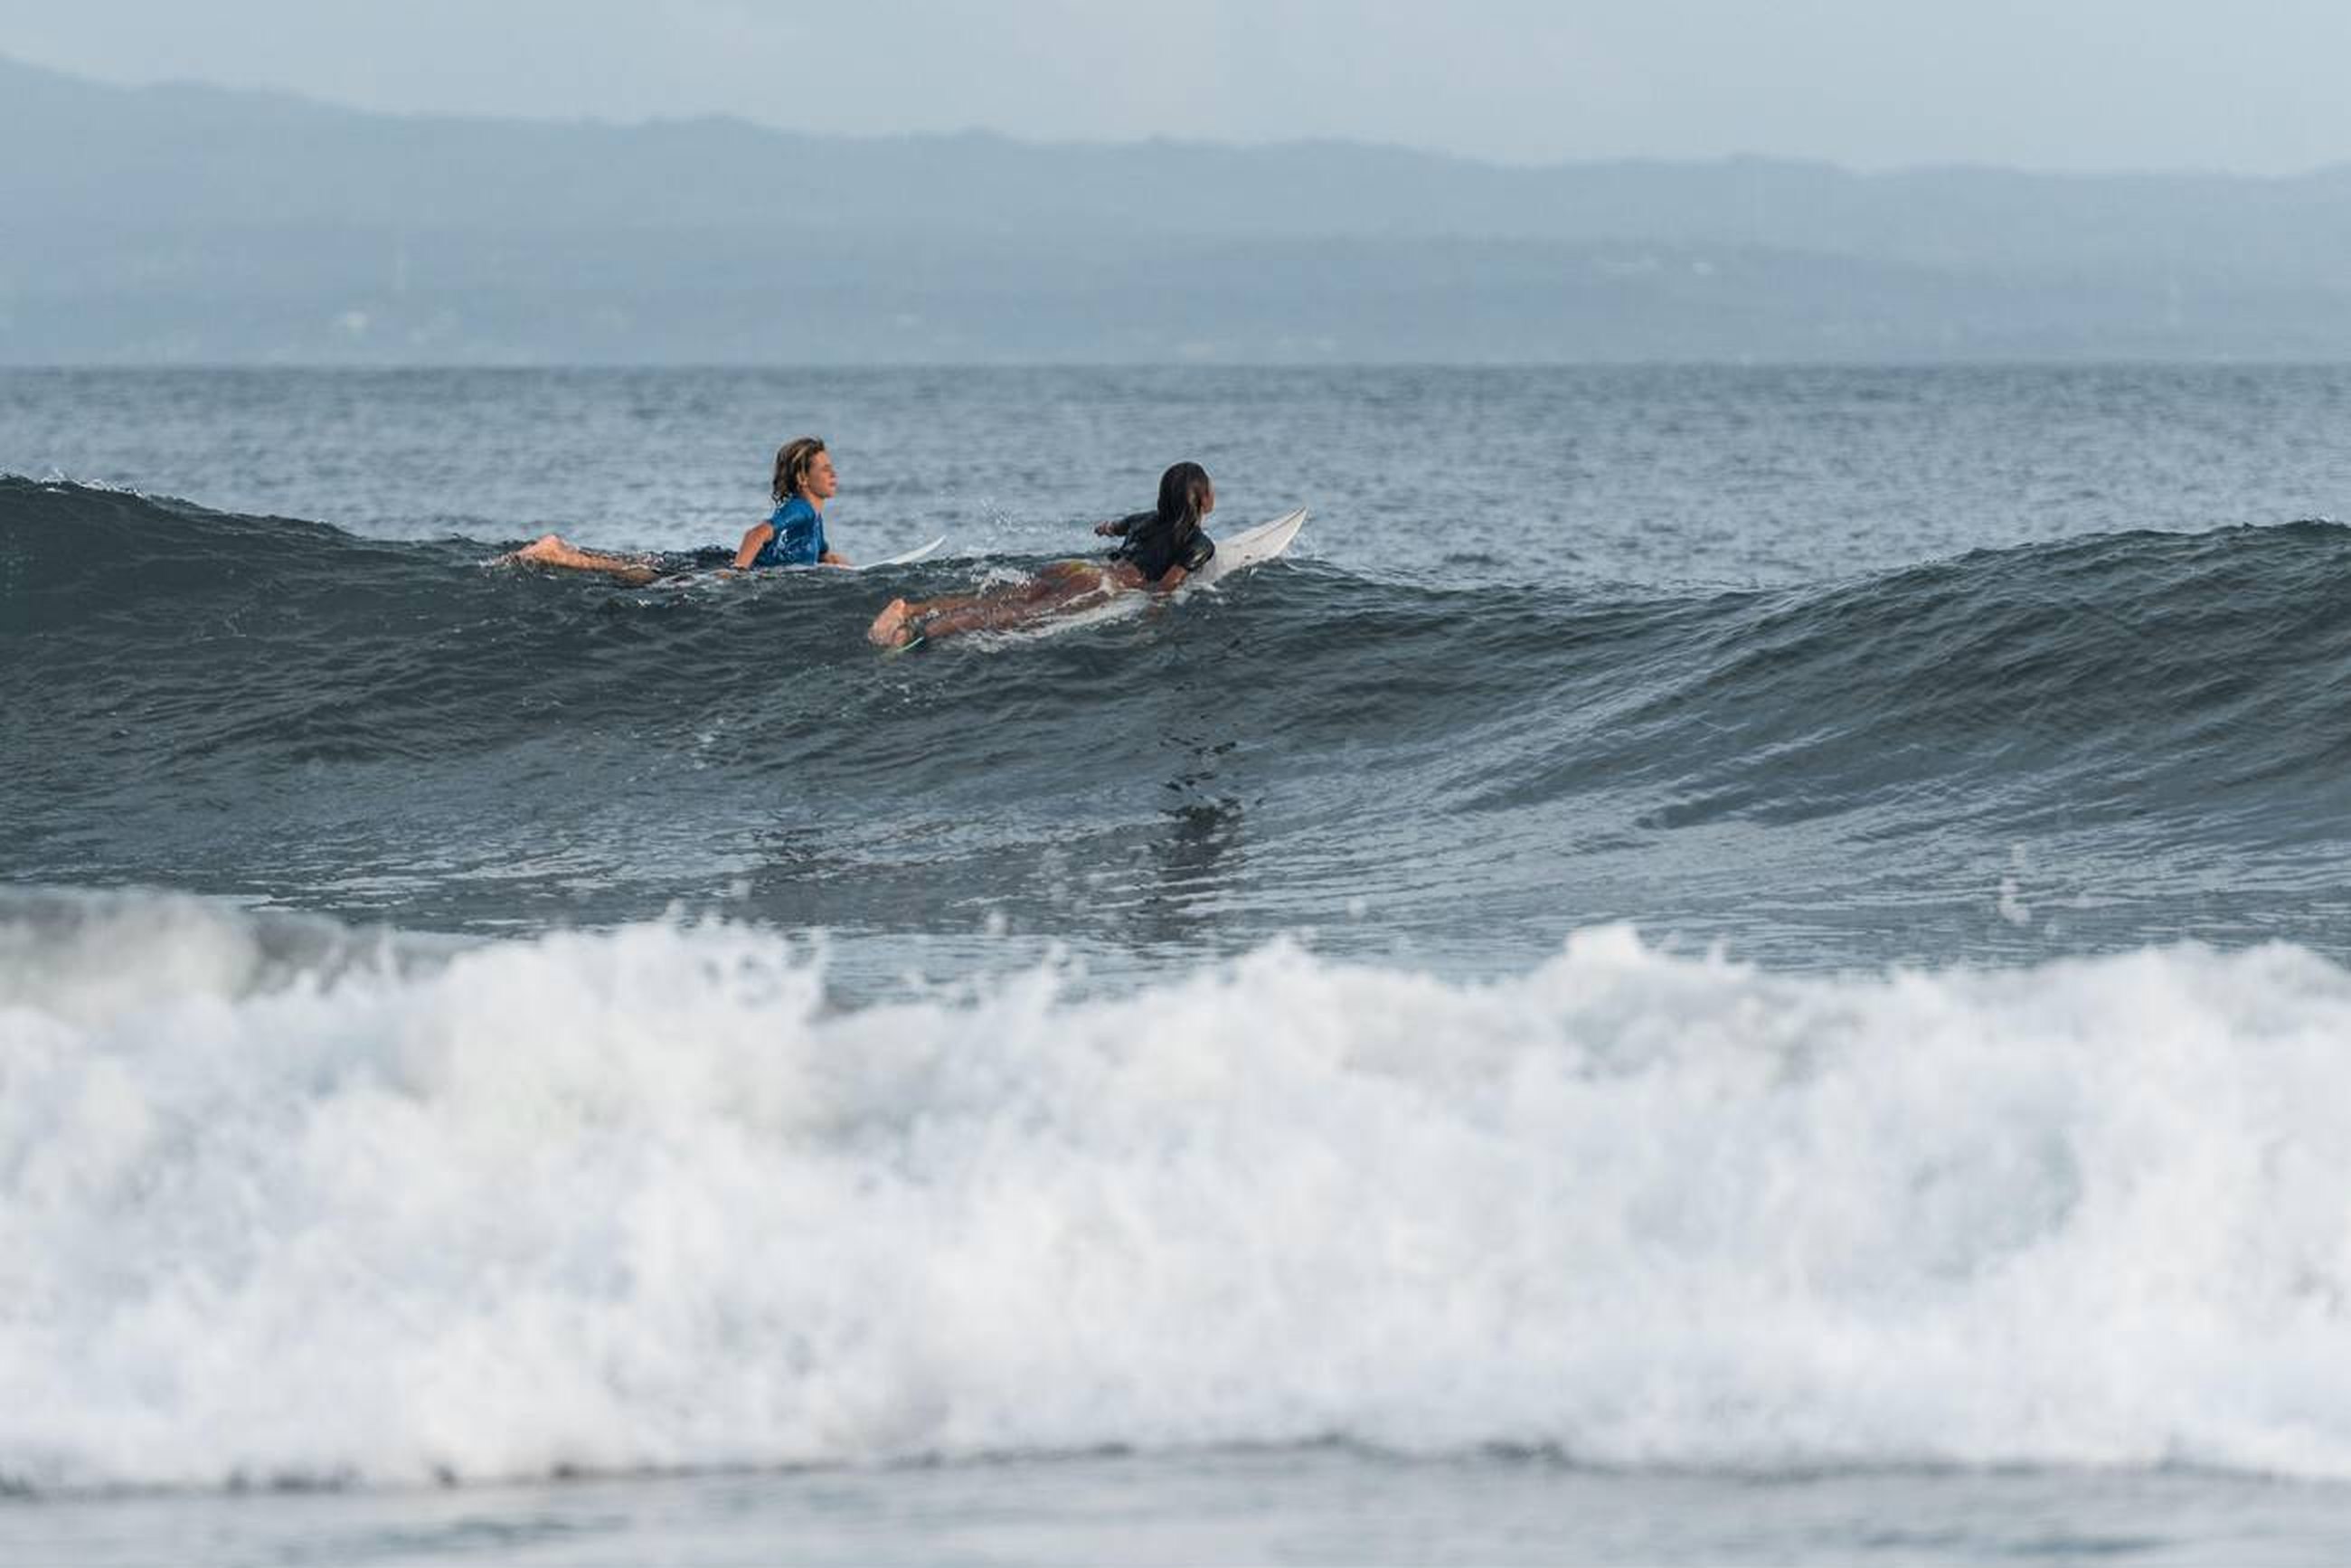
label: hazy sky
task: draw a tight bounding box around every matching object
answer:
[7,0,2349,175]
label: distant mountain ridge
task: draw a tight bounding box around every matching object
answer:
[6,54,2350,363]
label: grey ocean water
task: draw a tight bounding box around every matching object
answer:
[14,364,2347,583]
[13,366,2351,983]
[8,365,2351,1564]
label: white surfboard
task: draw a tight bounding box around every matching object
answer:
[859,535,947,570]
[1186,507,1307,587]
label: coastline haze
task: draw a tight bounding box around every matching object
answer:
[2,0,2349,176]
[7,47,2351,364]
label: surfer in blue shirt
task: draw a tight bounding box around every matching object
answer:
[866,460,1215,648]
[505,436,849,581]
[738,437,845,568]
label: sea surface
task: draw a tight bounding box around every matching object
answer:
[6,364,2351,1564]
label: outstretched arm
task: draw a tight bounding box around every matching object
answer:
[733,522,775,570]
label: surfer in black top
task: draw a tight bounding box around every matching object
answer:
[1091,460,1219,581]
[866,461,1217,648]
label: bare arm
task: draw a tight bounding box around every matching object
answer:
[1155,534,1211,592]
[733,522,774,570]
[820,549,850,566]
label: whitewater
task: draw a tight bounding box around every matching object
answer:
[7,891,2351,1493]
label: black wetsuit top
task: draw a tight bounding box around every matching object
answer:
[1105,510,1215,583]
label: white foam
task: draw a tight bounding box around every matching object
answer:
[7,894,2351,1490]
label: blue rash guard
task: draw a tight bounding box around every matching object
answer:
[754,496,828,567]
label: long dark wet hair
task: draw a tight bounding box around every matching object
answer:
[1155,461,1213,536]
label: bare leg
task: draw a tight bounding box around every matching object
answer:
[868,562,1135,647]
[918,573,1109,638]
[502,533,659,585]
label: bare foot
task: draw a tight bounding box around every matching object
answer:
[867,598,914,647]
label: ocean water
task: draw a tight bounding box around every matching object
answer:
[7,364,2351,1564]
